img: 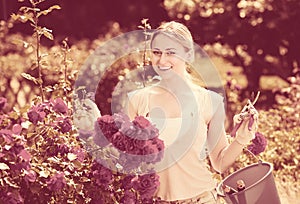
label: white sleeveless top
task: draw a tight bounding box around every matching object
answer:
[127,85,224,201]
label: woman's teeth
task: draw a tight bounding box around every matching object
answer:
[158,66,172,71]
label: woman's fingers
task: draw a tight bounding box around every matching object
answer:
[231,101,259,138]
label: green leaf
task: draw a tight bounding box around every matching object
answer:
[19,6,33,13]
[67,153,77,161]
[39,170,50,178]
[37,5,61,18]
[42,27,53,40]
[10,13,20,21]
[21,73,39,85]
[0,163,9,170]
[44,86,54,92]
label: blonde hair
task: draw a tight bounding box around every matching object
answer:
[150,21,195,62]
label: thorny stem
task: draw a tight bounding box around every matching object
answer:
[140,19,150,87]
[142,29,147,87]
[62,39,69,99]
[32,2,45,102]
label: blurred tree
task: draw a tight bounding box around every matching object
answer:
[163,0,300,92]
[2,0,169,39]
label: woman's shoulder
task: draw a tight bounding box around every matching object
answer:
[127,85,153,99]
[191,84,224,114]
[191,84,216,98]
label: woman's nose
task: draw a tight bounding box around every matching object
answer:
[157,52,168,64]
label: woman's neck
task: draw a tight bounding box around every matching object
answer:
[158,75,192,95]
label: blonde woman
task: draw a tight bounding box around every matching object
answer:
[126,21,258,203]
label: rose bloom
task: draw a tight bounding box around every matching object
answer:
[58,118,72,133]
[118,152,142,172]
[0,97,7,111]
[24,170,37,184]
[247,132,267,155]
[125,137,146,155]
[46,172,66,191]
[12,124,22,135]
[141,138,164,163]
[52,98,68,114]
[57,144,69,156]
[121,189,136,204]
[133,116,151,129]
[0,191,24,204]
[120,121,137,137]
[93,121,110,147]
[92,163,113,188]
[0,129,13,144]
[113,112,130,128]
[27,106,46,125]
[111,132,129,152]
[133,173,160,200]
[96,115,118,141]
[71,147,85,162]
[120,175,135,190]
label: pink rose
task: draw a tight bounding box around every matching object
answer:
[120,175,135,190]
[71,147,85,162]
[113,112,130,127]
[121,190,136,204]
[24,170,37,184]
[129,138,146,154]
[58,118,72,133]
[133,116,151,129]
[46,172,66,191]
[27,106,46,124]
[57,144,69,156]
[52,98,68,114]
[93,120,110,147]
[133,173,160,200]
[142,138,164,163]
[247,132,267,155]
[96,115,118,141]
[118,152,142,172]
[0,190,24,204]
[120,121,137,137]
[18,149,31,162]
[111,132,129,152]
[92,162,113,188]
[12,124,22,135]
[0,129,13,144]
[0,97,7,111]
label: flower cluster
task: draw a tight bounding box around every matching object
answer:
[247,132,267,155]
[0,97,91,203]
[93,113,164,173]
[84,113,164,203]
[0,97,7,111]
[27,98,72,133]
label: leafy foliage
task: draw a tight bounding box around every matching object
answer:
[163,0,300,92]
[0,0,299,203]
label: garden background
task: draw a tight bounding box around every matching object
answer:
[0,0,299,203]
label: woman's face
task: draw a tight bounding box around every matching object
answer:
[151,33,189,79]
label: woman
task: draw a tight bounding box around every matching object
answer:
[126,21,258,203]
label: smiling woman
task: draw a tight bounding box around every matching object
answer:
[151,34,188,77]
[125,21,260,203]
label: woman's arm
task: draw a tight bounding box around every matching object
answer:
[208,103,257,173]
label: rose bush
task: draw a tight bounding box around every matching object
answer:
[1,1,298,200]
[0,96,164,203]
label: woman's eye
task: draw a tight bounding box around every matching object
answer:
[152,50,162,56]
[165,51,176,55]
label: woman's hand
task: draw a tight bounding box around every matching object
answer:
[73,99,101,131]
[231,100,259,146]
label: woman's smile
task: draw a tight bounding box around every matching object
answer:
[156,65,173,71]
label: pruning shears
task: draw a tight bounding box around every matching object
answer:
[230,91,260,137]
